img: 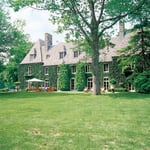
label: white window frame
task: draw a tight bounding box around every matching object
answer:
[45,79,49,88]
[45,67,49,75]
[103,77,109,91]
[70,78,75,90]
[104,64,109,72]
[71,66,76,74]
[85,64,91,73]
[28,66,32,76]
[87,77,93,89]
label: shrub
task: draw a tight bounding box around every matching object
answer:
[134,70,150,94]
[108,88,126,92]
[110,79,117,85]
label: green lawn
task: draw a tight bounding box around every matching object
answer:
[0,92,149,150]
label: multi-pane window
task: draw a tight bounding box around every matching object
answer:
[45,67,48,75]
[87,77,93,89]
[74,51,78,58]
[71,66,76,73]
[85,64,91,73]
[73,50,81,58]
[70,78,75,90]
[28,66,32,76]
[45,80,49,88]
[59,52,64,59]
[103,77,109,90]
[104,64,109,72]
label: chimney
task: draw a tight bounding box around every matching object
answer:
[45,33,52,51]
[119,22,125,38]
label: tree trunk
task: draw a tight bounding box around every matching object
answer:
[91,37,101,95]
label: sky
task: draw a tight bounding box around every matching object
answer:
[9,7,65,44]
[9,7,132,45]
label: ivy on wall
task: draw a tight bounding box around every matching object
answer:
[75,62,86,91]
[18,63,43,89]
[18,57,126,90]
[57,63,70,91]
[45,65,58,89]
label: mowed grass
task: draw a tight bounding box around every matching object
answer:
[0,92,149,150]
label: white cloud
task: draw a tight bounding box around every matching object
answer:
[9,7,65,44]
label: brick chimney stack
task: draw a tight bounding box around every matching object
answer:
[119,22,125,39]
[45,33,52,51]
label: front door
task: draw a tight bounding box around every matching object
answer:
[70,78,75,90]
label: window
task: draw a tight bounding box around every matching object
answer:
[45,80,49,87]
[28,66,32,76]
[87,77,93,89]
[45,67,48,75]
[29,49,37,61]
[73,50,81,58]
[103,77,109,91]
[59,52,64,59]
[71,66,76,73]
[57,66,60,73]
[46,54,50,59]
[70,78,75,90]
[74,51,78,58]
[104,64,109,72]
[85,64,91,73]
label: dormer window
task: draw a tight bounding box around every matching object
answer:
[59,52,64,59]
[46,54,50,59]
[74,51,78,58]
[73,50,81,58]
[29,48,37,61]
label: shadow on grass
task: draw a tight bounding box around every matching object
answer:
[103,92,150,100]
[0,91,149,101]
[0,91,90,100]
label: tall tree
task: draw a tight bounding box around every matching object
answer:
[4,20,32,83]
[0,4,32,86]
[10,0,147,94]
[117,0,150,93]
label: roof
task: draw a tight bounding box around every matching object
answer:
[20,39,45,64]
[20,33,132,66]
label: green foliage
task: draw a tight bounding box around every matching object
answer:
[75,62,86,91]
[14,81,20,85]
[0,6,32,86]
[118,0,150,73]
[57,63,70,91]
[110,78,117,85]
[108,87,126,92]
[134,70,150,93]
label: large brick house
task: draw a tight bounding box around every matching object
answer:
[18,23,133,91]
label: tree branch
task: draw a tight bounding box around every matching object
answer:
[98,0,106,24]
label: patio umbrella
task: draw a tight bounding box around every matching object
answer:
[26,78,43,89]
[27,78,43,82]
